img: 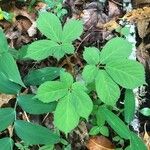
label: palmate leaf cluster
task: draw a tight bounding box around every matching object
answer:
[0,11,147,150]
[24,12,83,60]
[83,37,145,106]
[36,71,93,133]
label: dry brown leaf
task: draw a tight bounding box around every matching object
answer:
[100,7,150,32]
[141,123,150,150]
[102,20,120,31]
[108,1,121,18]
[87,136,115,150]
[143,131,150,149]
[0,94,15,107]
[133,0,150,8]
[123,7,150,22]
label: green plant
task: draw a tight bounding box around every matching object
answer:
[0,8,13,21]
[0,28,60,149]
[0,11,148,149]
[24,12,83,60]
[44,0,67,18]
[15,141,30,150]
[82,37,145,106]
[36,71,93,133]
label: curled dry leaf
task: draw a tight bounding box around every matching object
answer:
[0,94,15,107]
[87,136,115,150]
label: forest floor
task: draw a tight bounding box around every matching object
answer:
[0,0,150,149]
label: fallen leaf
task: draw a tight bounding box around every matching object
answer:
[87,136,115,150]
[0,94,15,107]
[108,1,121,18]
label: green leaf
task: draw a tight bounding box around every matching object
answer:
[99,126,109,137]
[120,27,130,36]
[83,47,100,65]
[99,37,132,63]
[95,70,120,106]
[0,52,25,87]
[37,12,62,42]
[0,72,21,94]
[82,65,99,83]
[0,28,8,53]
[39,145,54,150]
[0,138,14,150]
[0,108,15,132]
[96,109,105,127]
[72,82,87,92]
[126,132,147,150]
[54,94,79,133]
[140,108,150,116]
[14,120,60,145]
[36,81,68,103]
[9,47,18,59]
[124,90,135,124]
[60,71,73,87]
[71,89,93,119]
[24,67,62,86]
[61,43,75,54]
[25,40,60,61]
[100,107,131,139]
[18,95,57,114]
[106,59,145,89]
[17,45,28,60]
[89,126,100,135]
[52,45,65,60]
[62,19,83,42]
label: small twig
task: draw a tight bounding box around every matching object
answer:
[42,113,50,123]
[23,111,30,122]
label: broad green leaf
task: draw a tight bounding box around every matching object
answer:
[24,67,62,86]
[25,40,60,61]
[99,126,109,137]
[14,120,60,145]
[61,43,75,54]
[126,132,147,150]
[18,95,57,114]
[83,47,100,65]
[17,45,28,60]
[120,27,130,36]
[54,94,79,133]
[124,90,135,124]
[60,71,73,87]
[72,82,87,92]
[140,108,150,116]
[95,70,120,106]
[52,45,64,60]
[0,138,14,150]
[0,28,8,53]
[89,126,100,135]
[100,107,131,139]
[9,47,18,59]
[99,37,132,63]
[36,81,68,103]
[0,108,15,132]
[82,65,99,83]
[62,19,83,42]
[0,72,21,94]
[96,109,105,127]
[106,59,145,89]
[0,52,25,87]
[37,12,62,42]
[71,89,93,119]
